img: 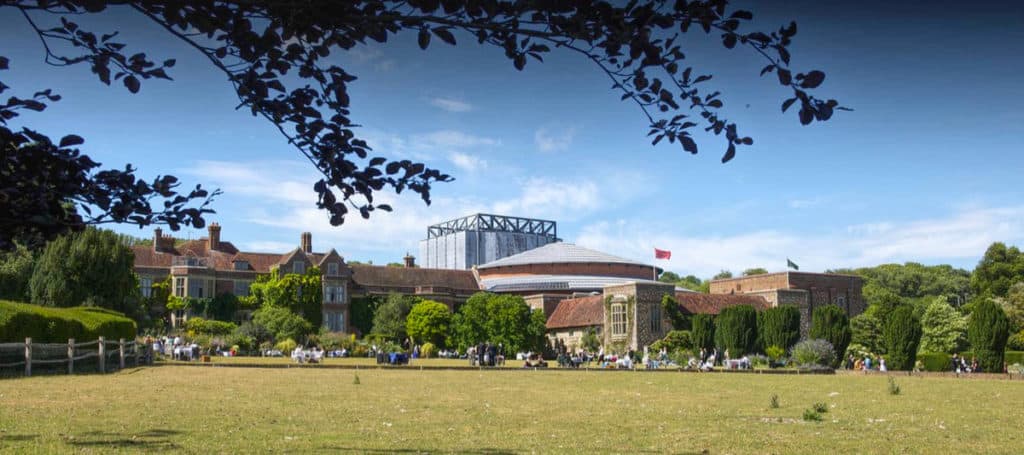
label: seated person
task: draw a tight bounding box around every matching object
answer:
[292,346,306,363]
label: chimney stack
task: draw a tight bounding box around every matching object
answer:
[153,227,163,252]
[208,223,221,251]
[301,232,312,254]
[403,252,416,268]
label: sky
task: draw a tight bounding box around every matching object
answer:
[2,1,1023,277]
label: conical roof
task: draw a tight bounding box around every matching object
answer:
[477,242,648,269]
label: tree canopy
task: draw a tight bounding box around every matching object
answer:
[449,292,545,354]
[1,0,844,249]
[405,299,451,347]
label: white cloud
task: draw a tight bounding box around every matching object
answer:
[413,130,499,149]
[492,178,601,220]
[429,97,473,113]
[448,151,487,173]
[789,197,823,209]
[575,206,1024,278]
[534,127,576,152]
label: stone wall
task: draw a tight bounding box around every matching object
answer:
[600,281,674,352]
[523,294,569,318]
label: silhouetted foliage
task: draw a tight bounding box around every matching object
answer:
[1,0,844,248]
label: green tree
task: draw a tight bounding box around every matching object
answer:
[658,272,704,292]
[371,293,419,342]
[580,328,601,353]
[691,314,716,352]
[714,305,757,355]
[996,281,1024,332]
[971,243,1024,298]
[968,299,1010,373]
[918,298,967,354]
[349,295,382,336]
[246,266,323,327]
[809,304,851,367]
[661,294,689,330]
[758,305,801,351]
[449,292,491,351]
[253,306,314,343]
[405,300,451,347]
[0,244,34,301]
[883,305,922,370]
[742,268,769,276]
[28,228,142,320]
[850,312,884,354]
[2,1,842,250]
[712,270,734,280]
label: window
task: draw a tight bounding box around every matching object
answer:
[140,277,153,298]
[323,311,344,332]
[327,263,339,276]
[292,261,305,274]
[233,260,249,271]
[337,285,346,303]
[649,303,662,333]
[837,295,846,308]
[611,303,627,338]
[174,277,185,297]
[325,286,336,303]
[188,278,208,298]
[234,281,250,297]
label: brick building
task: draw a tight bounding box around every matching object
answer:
[709,272,865,335]
[131,224,479,332]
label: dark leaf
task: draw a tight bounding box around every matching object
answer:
[681,135,698,154]
[59,134,85,147]
[777,68,791,86]
[800,70,825,89]
[781,97,797,112]
[433,28,456,45]
[124,75,140,93]
[417,29,430,50]
[721,144,736,163]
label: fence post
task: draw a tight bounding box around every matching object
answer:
[98,337,106,373]
[119,338,125,370]
[68,338,75,375]
[24,337,32,377]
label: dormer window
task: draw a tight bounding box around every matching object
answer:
[293,261,305,274]
[234,260,249,271]
[327,263,339,276]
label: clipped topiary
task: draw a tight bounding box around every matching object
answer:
[714,305,758,356]
[968,299,1010,373]
[691,314,715,352]
[809,304,851,368]
[883,305,922,370]
[759,305,801,352]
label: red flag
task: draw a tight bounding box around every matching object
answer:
[654,248,671,260]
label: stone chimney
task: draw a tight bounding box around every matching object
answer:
[153,227,174,252]
[208,223,221,251]
[301,232,312,254]
[153,227,163,252]
[403,252,416,268]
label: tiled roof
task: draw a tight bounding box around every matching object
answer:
[477,242,649,269]
[350,265,480,292]
[480,274,663,293]
[674,292,769,315]
[546,295,604,329]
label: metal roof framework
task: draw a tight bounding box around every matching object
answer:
[426,213,557,239]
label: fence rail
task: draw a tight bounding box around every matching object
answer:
[0,337,153,378]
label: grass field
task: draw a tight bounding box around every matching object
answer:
[2,367,1023,454]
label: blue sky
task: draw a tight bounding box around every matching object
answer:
[2,1,1023,277]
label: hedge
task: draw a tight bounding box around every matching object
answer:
[0,300,136,343]
[918,351,1024,372]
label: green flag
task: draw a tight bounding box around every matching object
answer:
[786,258,799,270]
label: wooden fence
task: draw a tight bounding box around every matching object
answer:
[0,337,152,377]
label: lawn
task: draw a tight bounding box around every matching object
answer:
[1,367,1022,454]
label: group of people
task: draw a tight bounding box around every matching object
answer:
[950,353,980,373]
[466,342,505,367]
[150,336,200,361]
[845,354,889,372]
[291,345,324,363]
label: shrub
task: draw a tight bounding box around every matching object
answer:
[888,377,901,395]
[0,300,136,342]
[809,305,851,368]
[883,305,922,370]
[351,344,370,357]
[274,338,297,353]
[1008,331,1024,351]
[185,317,237,336]
[791,339,835,368]
[253,306,314,343]
[226,332,255,353]
[765,345,786,363]
[714,305,758,355]
[1006,351,1024,366]
[917,352,952,372]
[759,305,801,352]
[650,330,693,353]
[317,331,355,351]
[968,300,1010,372]
[812,402,828,413]
[769,394,780,409]
[691,314,715,352]
[420,342,437,358]
[802,409,823,422]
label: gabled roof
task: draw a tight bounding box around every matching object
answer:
[278,247,310,265]
[477,242,649,269]
[318,248,344,266]
[674,292,769,315]
[546,295,604,329]
[349,264,479,291]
